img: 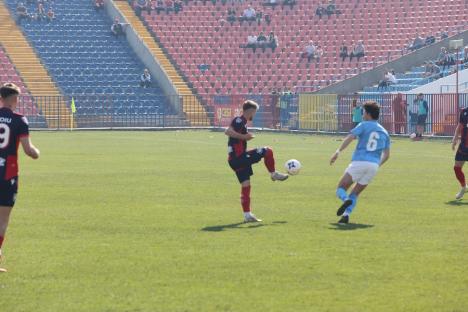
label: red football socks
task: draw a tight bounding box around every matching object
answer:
[241,186,251,212]
[264,148,275,173]
[454,166,466,187]
[0,236,4,249]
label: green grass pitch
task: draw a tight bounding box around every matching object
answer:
[1,130,467,312]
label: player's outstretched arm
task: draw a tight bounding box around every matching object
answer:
[224,127,254,141]
[380,148,390,166]
[452,123,461,151]
[20,136,40,159]
[330,134,355,165]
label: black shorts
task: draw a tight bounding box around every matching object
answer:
[455,149,468,162]
[417,114,427,126]
[229,148,268,183]
[0,177,18,207]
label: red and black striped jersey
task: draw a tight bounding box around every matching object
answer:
[0,107,29,180]
[228,116,247,159]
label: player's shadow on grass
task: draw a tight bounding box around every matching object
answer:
[445,200,468,206]
[328,223,374,231]
[202,221,287,232]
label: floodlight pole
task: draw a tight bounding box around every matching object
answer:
[456,47,459,108]
[450,39,463,109]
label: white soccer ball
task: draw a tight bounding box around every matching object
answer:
[409,133,417,139]
[285,159,301,175]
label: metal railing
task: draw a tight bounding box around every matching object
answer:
[15,93,468,136]
[440,81,468,93]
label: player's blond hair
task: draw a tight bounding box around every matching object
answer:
[243,100,259,111]
[0,83,21,99]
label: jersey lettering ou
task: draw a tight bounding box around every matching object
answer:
[350,120,390,165]
[227,116,247,160]
[0,107,29,180]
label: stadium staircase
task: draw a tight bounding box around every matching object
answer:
[113,0,210,126]
[0,45,38,115]
[4,0,178,126]
[0,2,69,128]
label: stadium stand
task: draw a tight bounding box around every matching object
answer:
[4,0,172,120]
[0,2,68,127]
[113,0,210,126]
[0,44,40,117]
[135,0,467,106]
[361,49,467,94]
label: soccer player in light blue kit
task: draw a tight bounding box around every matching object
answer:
[330,101,391,224]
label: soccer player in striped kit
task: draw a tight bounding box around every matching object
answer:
[0,83,40,272]
[225,100,288,222]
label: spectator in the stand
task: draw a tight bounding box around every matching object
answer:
[268,32,278,52]
[388,70,397,85]
[315,46,323,62]
[111,17,125,36]
[409,34,425,51]
[140,69,152,88]
[423,62,441,78]
[339,43,348,62]
[257,32,267,52]
[378,70,397,90]
[263,0,278,10]
[443,50,456,71]
[264,13,271,25]
[134,0,150,16]
[246,35,258,53]
[315,3,325,18]
[436,47,452,70]
[436,47,447,64]
[174,0,182,13]
[165,0,173,13]
[46,7,55,22]
[95,0,104,10]
[377,72,389,90]
[37,2,46,21]
[440,30,449,40]
[255,10,263,25]
[282,0,296,10]
[16,3,29,23]
[326,0,336,17]
[303,41,316,63]
[425,34,436,46]
[155,0,165,14]
[240,5,256,25]
[227,7,236,25]
[349,41,365,62]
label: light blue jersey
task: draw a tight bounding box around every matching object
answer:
[350,121,390,164]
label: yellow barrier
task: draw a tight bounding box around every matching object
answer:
[298,94,338,131]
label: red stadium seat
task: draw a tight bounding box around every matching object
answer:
[140,0,467,104]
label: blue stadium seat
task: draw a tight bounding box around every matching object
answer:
[5,0,171,117]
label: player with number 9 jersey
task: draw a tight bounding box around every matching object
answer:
[0,83,40,273]
[329,101,391,224]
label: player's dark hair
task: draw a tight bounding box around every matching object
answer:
[0,83,20,99]
[242,100,259,111]
[363,101,380,120]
